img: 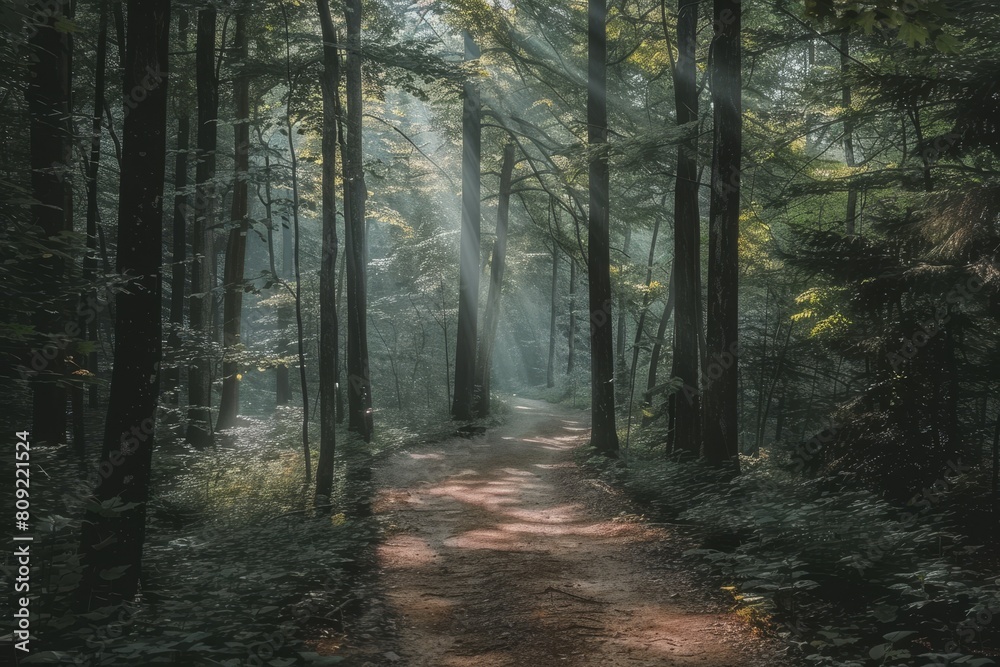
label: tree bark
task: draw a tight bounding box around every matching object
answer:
[643,264,675,426]
[669,0,702,456]
[841,32,858,236]
[567,258,577,375]
[587,0,619,456]
[85,0,110,410]
[343,0,373,441]
[27,0,73,445]
[453,32,482,421]
[702,0,742,468]
[78,0,170,608]
[186,6,218,447]
[474,143,515,417]
[547,245,559,389]
[316,0,341,502]
[216,12,250,431]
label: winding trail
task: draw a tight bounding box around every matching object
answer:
[350,398,786,666]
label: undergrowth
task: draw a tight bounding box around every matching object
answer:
[578,427,1000,667]
[1,400,501,666]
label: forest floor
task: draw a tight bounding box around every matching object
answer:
[326,398,795,666]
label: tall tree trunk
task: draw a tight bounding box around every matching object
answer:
[276,179,292,405]
[453,32,482,421]
[85,0,109,410]
[668,0,702,456]
[186,6,218,447]
[78,0,170,608]
[474,143,515,417]
[587,0,619,456]
[643,264,675,426]
[547,245,559,389]
[841,32,858,236]
[343,0,373,441]
[27,0,73,445]
[615,225,631,399]
[316,0,341,502]
[280,1,311,481]
[217,12,250,431]
[627,212,662,419]
[703,0,742,469]
[567,258,576,374]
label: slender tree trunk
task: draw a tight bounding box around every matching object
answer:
[186,6,218,447]
[27,0,73,445]
[567,258,577,374]
[276,181,292,405]
[280,2,311,480]
[343,0,373,441]
[85,0,109,410]
[615,225,631,399]
[703,0,742,469]
[841,32,858,236]
[547,246,559,389]
[587,0,619,456]
[453,32,482,421]
[643,264,674,426]
[316,0,341,503]
[217,12,250,432]
[336,251,346,422]
[78,0,170,608]
[474,143,515,417]
[628,212,661,419]
[669,0,702,456]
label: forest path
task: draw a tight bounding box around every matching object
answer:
[358,398,782,666]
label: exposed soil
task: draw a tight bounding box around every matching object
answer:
[335,398,794,666]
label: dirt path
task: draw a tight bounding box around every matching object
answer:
[350,398,788,666]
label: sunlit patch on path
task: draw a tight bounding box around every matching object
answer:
[361,398,780,666]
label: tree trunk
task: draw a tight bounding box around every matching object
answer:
[216,12,250,432]
[474,143,515,417]
[316,0,341,503]
[668,0,702,456]
[841,32,858,236]
[615,224,631,399]
[547,245,559,389]
[78,0,170,608]
[343,0,373,441]
[85,0,109,410]
[587,0,619,456]
[702,0,742,469]
[567,258,576,374]
[642,264,674,426]
[628,211,662,419]
[453,32,482,422]
[186,6,218,447]
[27,0,73,445]
[280,1,311,481]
